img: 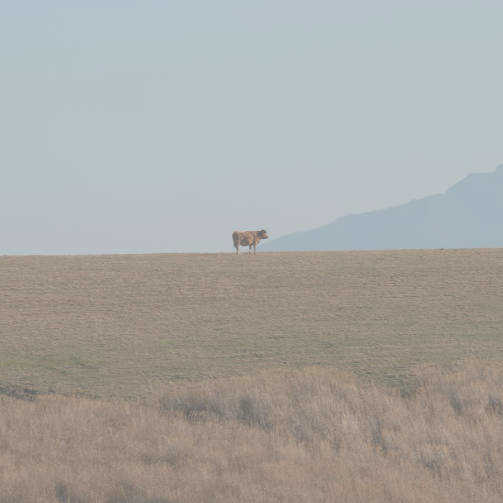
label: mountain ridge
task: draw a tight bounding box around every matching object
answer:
[264,165,503,251]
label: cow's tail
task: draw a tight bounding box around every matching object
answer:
[232,231,240,253]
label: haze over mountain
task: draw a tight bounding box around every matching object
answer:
[3,4,503,253]
[265,165,503,251]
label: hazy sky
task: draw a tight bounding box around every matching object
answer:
[2,1,502,253]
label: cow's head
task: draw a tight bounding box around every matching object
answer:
[257,229,269,240]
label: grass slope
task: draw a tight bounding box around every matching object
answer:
[1,249,503,397]
[3,363,503,502]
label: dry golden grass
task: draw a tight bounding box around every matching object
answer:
[3,250,503,500]
[2,249,503,396]
[2,361,503,502]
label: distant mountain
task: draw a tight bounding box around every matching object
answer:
[265,165,503,251]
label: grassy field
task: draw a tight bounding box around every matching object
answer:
[3,362,503,502]
[3,249,503,501]
[2,249,503,397]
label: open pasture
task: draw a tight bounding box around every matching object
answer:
[1,249,503,397]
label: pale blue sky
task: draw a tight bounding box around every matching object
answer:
[2,1,502,253]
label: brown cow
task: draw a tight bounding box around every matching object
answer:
[232,230,269,255]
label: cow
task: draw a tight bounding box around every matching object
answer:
[232,229,269,255]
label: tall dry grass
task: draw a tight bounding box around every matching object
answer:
[2,361,503,502]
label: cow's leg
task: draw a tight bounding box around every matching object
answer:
[253,243,257,255]
[235,244,239,255]
[249,245,252,255]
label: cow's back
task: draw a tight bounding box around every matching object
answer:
[233,230,256,246]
